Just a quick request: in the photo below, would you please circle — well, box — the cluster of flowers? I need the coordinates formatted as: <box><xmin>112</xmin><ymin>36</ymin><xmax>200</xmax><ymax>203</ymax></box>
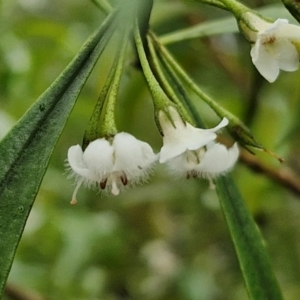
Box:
<box><xmin>67</xmin><ymin>107</ymin><xmax>239</xmax><ymax>204</ymax></box>
<box><xmin>66</xmin><ymin>1</ymin><xmax>300</xmax><ymax>203</ymax></box>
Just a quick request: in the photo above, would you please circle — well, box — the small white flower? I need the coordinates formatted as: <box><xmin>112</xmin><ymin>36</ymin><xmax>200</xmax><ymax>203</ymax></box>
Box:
<box><xmin>158</xmin><ymin>107</ymin><xmax>239</xmax><ymax>180</ymax></box>
<box><xmin>249</xmin><ymin>17</ymin><xmax>300</xmax><ymax>82</ymax></box>
<box><xmin>67</xmin><ymin>132</ymin><xmax>157</xmax><ymax>204</ymax></box>
<box><xmin>166</xmin><ymin>142</ymin><xmax>239</xmax><ymax>180</ymax></box>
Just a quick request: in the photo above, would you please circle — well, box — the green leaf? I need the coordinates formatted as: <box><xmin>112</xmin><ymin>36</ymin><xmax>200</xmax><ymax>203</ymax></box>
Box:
<box><xmin>282</xmin><ymin>0</ymin><xmax>300</xmax><ymax>23</ymax></box>
<box><xmin>0</xmin><ymin>11</ymin><xmax>117</xmax><ymax>297</ymax></box>
<box><xmin>215</xmin><ymin>176</ymin><xmax>284</xmax><ymax>300</ymax></box>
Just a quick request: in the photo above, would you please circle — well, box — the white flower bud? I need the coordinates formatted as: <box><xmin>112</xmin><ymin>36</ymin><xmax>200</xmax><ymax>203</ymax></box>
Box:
<box><xmin>67</xmin><ymin>132</ymin><xmax>157</xmax><ymax>203</ymax></box>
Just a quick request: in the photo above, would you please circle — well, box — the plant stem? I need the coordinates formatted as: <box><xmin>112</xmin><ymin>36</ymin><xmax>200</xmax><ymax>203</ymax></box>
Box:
<box><xmin>147</xmin><ymin>35</ymin><xmax>194</xmax><ymax>124</ymax></box>
<box><xmin>194</xmin><ymin>0</ymin><xmax>228</xmax><ymax>10</ymax></box>
<box><xmin>101</xmin><ymin>29</ymin><xmax>130</xmax><ymax>137</ymax></box>
<box><xmin>134</xmin><ymin>24</ymin><xmax>173</xmax><ymax>111</ymax></box>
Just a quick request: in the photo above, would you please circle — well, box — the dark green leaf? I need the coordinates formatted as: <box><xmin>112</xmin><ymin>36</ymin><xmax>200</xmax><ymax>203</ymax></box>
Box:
<box><xmin>0</xmin><ymin>10</ymin><xmax>117</xmax><ymax>296</ymax></box>
<box><xmin>216</xmin><ymin>175</ymin><xmax>284</xmax><ymax>300</ymax></box>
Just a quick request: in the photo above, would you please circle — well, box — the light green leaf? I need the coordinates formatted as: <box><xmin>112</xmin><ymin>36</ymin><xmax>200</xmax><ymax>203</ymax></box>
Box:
<box><xmin>215</xmin><ymin>176</ymin><xmax>284</xmax><ymax>300</ymax></box>
<box><xmin>0</xmin><ymin>11</ymin><xmax>117</xmax><ymax>297</ymax></box>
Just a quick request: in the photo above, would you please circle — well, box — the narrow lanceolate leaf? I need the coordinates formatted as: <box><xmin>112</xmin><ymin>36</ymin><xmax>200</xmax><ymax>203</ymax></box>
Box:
<box><xmin>0</xmin><ymin>10</ymin><xmax>117</xmax><ymax>296</ymax></box>
<box><xmin>215</xmin><ymin>176</ymin><xmax>284</xmax><ymax>300</ymax></box>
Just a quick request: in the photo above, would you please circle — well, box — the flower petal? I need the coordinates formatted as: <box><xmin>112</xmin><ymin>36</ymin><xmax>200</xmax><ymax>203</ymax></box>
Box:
<box><xmin>251</xmin><ymin>42</ymin><xmax>280</xmax><ymax>82</ymax></box>
<box><xmin>67</xmin><ymin>145</ymin><xmax>94</xmax><ymax>179</ymax></box>
<box><xmin>113</xmin><ymin>132</ymin><xmax>156</xmax><ymax>180</ymax></box>
<box><xmin>195</xmin><ymin>142</ymin><xmax>239</xmax><ymax>178</ymax></box>
<box><xmin>250</xmin><ymin>18</ymin><xmax>300</xmax><ymax>82</ymax></box>
<box><xmin>206</xmin><ymin>117</ymin><xmax>228</xmax><ymax>133</ymax></box>
<box><xmin>83</xmin><ymin>138</ymin><xmax>114</xmax><ymax>178</ymax></box>
<box><xmin>275</xmin><ymin>39</ymin><xmax>299</xmax><ymax>71</ymax></box>
<box><xmin>264</xmin><ymin>19</ymin><xmax>300</xmax><ymax>42</ymax></box>
<box><xmin>166</xmin><ymin>150</ymin><xmax>201</xmax><ymax>175</ymax></box>
<box><xmin>159</xmin><ymin>126</ymin><xmax>215</xmax><ymax>162</ymax></box>
<box><xmin>159</xmin><ymin>108</ymin><xmax>228</xmax><ymax>163</ymax></box>
<box><xmin>263</xmin><ymin>18</ymin><xmax>288</xmax><ymax>34</ymax></box>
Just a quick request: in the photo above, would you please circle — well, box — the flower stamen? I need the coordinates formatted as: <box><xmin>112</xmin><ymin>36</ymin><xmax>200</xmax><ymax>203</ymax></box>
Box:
<box><xmin>100</xmin><ymin>178</ymin><xmax>107</xmax><ymax>189</ymax></box>
<box><xmin>111</xmin><ymin>178</ymin><xmax>120</xmax><ymax>195</ymax></box>
<box><xmin>120</xmin><ymin>173</ymin><xmax>128</xmax><ymax>186</ymax></box>
<box><xmin>70</xmin><ymin>177</ymin><xmax>84</xmax><ymax>205</ymax></box>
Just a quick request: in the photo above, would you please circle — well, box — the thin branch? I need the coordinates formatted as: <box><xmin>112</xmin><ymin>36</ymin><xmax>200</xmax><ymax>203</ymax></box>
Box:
<box><xmin>5</xmin><ymin>283</ymin><xmax>47</xmax><ymax>300</ymax></box>
<box><xmin>243</xmin><ymin>68</ymin><xmax>264</xmax><ymax>126</ymax></box>
<box><xmin>219</xmin><ymin>135</ymin><xmax>300</xmax><ymax>196</ymax></box>
<box><xmin>240</xmin><ymin>149</ymin><xmax>300</xmax><ymax>196</ymax></box>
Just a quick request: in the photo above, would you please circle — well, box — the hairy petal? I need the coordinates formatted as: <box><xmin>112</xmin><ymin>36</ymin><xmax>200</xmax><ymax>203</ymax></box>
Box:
<box><xmin>83</xmin><ymin>138</ymin><xmax>114</xmax><ymax>178</ymax></box>
<box><xmin>195</xmin><ymin>142</ymin><xmax>239</xmax><ymax>178</ymax></box>
<box><xmin>68</xmin><ymin>145</ymin><xmax>95</xmax><ymax>180</ymax></box>
<box><xmin>113</xmin><ymin>132</ymin><xmax>156</xmax><ymax>179</ymax></box>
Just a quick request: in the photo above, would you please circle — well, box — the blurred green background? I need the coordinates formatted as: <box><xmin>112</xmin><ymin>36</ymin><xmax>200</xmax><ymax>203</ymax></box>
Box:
<box><xmin>1</xmin><ymin>0</ymin><xmax>300</xmax><ymax>299</ymax></box>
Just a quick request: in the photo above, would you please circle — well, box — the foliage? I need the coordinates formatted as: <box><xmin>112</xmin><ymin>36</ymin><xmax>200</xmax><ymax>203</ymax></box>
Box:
<box><xmin>1</xmin><ymin>0</ymin><xmax>300</xmax><ymax>299</ymax></box>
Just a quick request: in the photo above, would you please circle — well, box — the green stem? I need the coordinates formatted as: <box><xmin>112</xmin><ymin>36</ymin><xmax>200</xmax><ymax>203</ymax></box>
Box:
<box><xmin>194</xmin><ymin>0</ymin><xmax>228</xmax><ymax>10</ymax></box>
<box><xmin>150</xmin><ymin>32</ymin><xmax>234</xmax><ymax>121</ymax></box>
<box><xmin>147</xmin><ymin>35</ymin><xmax>194</xmax><ymax>124</ymax></box>
<box><xmin>217</xmin><ymin>0</ymin><xmax>248</xmax><ymax>17</ymax></box>
<box><xmin>134</xmin><ymin>24</ymin><xmax>173</xmax><ymax>111</ymax></box>
<box><xmin>82</xmin><ymin>48</ymin><xmax>120</xmax><ymax>148</ymax></box>
<box><xmin>100</xmin><ymin>29</ymin><xmax>130</xmax><ymax>137</ymax></box>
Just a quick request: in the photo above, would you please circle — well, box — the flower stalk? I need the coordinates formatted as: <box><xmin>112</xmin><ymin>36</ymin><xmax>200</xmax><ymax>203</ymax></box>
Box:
<box><xmin>149</xmin><ymin>32</ymin><xmax>265</xmax><ymax>153</ymax></box>
<box><xmin>100</xmin><ymin>32</ymin><xmax>129</xmax><ymax>137</ymax></box>
<box><xmin>217</xmin><ymin>0</ymin><xmax>248</xmax><ymax>17</ymax></box>
<box><xmin>82</xmin><ymin>51</ymin><xmax>118</xmax><ymax>149</ymax></box>
<box><xmin>134</xmin><ymin>25</ymin><xmax>173</xmax><ymax>111</ymax></box>
<box><xmin>83</xmin><ymin>27</ymin><xmax>130</xmax><ymax>145</ymax></box>
<box><xmin>146</xmin><ymin>34</ymin><xmax>195</xmax><ymax>125</ymax></box>
<box><xmin>194</xmin><ymin>0</ymin><xmax>228</xmax><ymax>10</ymax></box>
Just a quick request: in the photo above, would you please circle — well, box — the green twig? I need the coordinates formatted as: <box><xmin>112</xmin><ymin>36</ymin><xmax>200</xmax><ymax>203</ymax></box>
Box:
<box><xmin>193</xmin><ymin>0</ymin><xmax>228</xmax><ymax>10</ymax></box>
<box><xmin>147</xmin><ymin>34</ymin><xmax>195</xmax><ymax>125</ymax></box>
<box><xmin>101</xmin><ymin>29</ymin><xmax>130</xmax><ymax>137</ymax></box>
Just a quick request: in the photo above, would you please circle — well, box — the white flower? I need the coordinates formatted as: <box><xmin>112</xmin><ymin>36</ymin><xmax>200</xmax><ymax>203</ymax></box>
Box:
<box><xmin>249</xmin><ymin>17</ymin><xmax>300</xmax><ymax>82</ymax></box>
<box><xmin>67</xmin><ymin>132</ymin><xmax>157</xmax><ymax>204</ymax></box>
<box><xmin>158</xmin><ymin>107</ymin><xmax>239</xmax><ymax>179</ymax></box>
<box><xmin>166</xmin><ymin>142</ymin><xmax>239</xmax><ymax>179</ymax></box>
